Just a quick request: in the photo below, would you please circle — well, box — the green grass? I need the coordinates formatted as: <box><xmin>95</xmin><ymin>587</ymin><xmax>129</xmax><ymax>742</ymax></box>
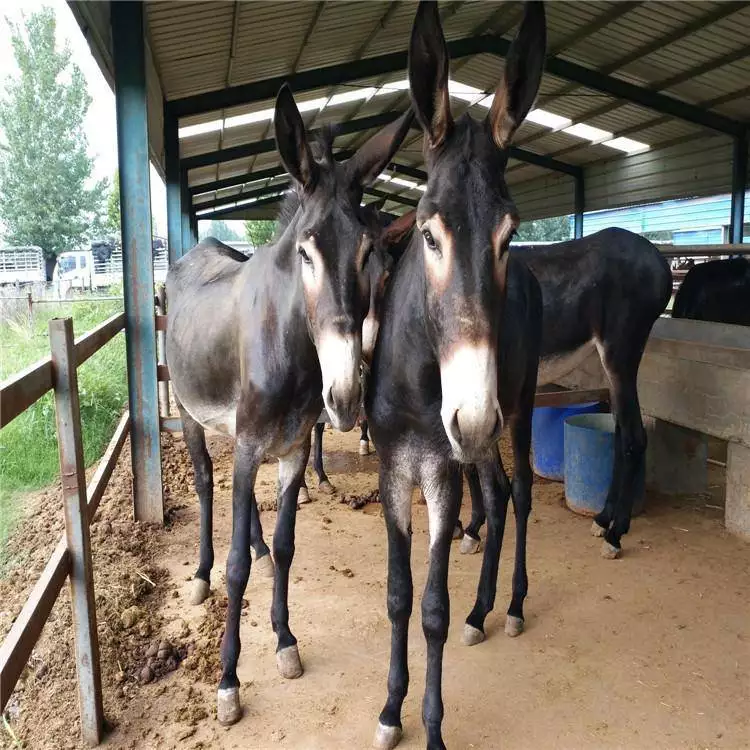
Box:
<box><xmin>0</xmin><ymin>297</ymin><xmax>127</xmax><ymax>562</ymax></box>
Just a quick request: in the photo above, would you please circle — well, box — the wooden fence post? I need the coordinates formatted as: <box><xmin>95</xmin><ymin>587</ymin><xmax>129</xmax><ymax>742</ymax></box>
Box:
<box><xmin>49</xmin><ymin>317</ymin><xmax>104</xmax><ymax>746</ymax></box>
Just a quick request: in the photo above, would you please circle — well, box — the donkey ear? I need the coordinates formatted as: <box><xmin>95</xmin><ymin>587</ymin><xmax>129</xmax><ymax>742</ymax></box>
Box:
<box><xmin>487</xmin><ymin>1</ymin><xmax>546</xmax><ymax>149</ymax></box>
<box><xmin>348</xmin><ymin>109</ymin><xmax>414</xmax><ymax>186</ymax></box>
<box><xmin>381</xmin><ymin>209</ymin><xmax>416</xmax><ymax>265</ymax></box>
<box><xmin>408</xmin><ymin>1</ymin><xmax>453</xmax><ymax>148</ymax></box>
<box><xmin>274</xmin><ymin>83</ymin><xmax>319</xmax><ymax>191</ymax></box>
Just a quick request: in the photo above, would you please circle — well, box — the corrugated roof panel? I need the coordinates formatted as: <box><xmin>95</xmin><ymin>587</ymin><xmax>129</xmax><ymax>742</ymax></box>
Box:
<box><xmin>179</xmin><ymin>132</ymin><xmax>221</xmax><ymax>158</ymax></box>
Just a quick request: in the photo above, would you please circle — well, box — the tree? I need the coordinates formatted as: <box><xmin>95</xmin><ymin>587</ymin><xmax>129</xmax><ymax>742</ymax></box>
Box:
<box><xmin>0</xmin><ymin>8</ymin><xmax>106</xmax><ymax>279</ymax></box>
<box><xmin>106</xmin><ymin>170</ymin><xmax>120</xmax><ymax>235</ymax></box>
<box><xmin>244</xmin><ymin>220</ymin><xmax>277</xmax><ymax>248</ymax></box>
<box><xmin>515</xmin><ymin>215</ymin><xmax>572</xmax><ymax>243</ymax></box>
<box><xmin>199</xmin><ymin>219</ymin><xmax>242</xmax><ymax>242</ymax></box>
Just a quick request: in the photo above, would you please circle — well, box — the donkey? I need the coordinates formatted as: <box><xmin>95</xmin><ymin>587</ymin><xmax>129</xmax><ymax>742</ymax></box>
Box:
<box><xmin>672</xmin><ymin>256</ymin><xmax>750</xmax><ymax>325</ymax></box>
<box><xmin>366</xmin><ymin>4</ymin><xmax>544</xmax><ymax>748</ymax></box>
<box><xmin>166</xmin><ymin>85</ymin><xmax>413</xmax><ymax>726</ymax></box>
<box><xmin>302</xmin><ymin>208</ymin><xmax>418</xmax><ymax>497</ymax></box>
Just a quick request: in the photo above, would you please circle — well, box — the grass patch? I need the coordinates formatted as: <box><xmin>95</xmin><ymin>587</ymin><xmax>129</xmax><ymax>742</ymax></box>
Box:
<box><xmin>1</xmin><ymin>298</ymin><xmax>127</xmax><ymax>562</ymax></box>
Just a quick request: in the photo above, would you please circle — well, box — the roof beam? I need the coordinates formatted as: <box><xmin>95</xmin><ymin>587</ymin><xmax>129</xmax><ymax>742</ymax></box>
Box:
<box><xmin>168</xmin><ymin>34</ymin><xmax>491</xmax><ymax>118</ymax></box>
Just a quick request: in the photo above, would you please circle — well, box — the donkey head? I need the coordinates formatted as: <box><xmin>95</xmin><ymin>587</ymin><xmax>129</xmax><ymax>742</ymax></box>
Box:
<box><xmin>274</xmin><ymin>85</ymin><xmax>413</xmax><ymax>431</ymax></box>
<box><xmin>408</xmin><ymin>0</ymin><xmax>545</xmax><ymax>461</ymax></box>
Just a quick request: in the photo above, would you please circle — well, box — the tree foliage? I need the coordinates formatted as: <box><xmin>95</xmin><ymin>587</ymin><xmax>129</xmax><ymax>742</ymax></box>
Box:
<box><xmin>106</xmin><ymin>169</ymin><xmax>121</xmax><ymax>235</ymax></box>
<box><xmin>199</xmin><ymin>219</ymin><xmax>243</xmax><ymax>242</ymax></box>
<box><xmin>0</xmin><ymin>7</ymin><xmax>105</xmax><ymax>277</ymax></box>
<box><xmin>515</xmin><ymin>215</ymin><xmax>571</xmax><ymax>243</ymax></box>
<box><xmin>244</xmin><ymin>220</ymin><xmax>277</xmax><ymax>248</ymax></box>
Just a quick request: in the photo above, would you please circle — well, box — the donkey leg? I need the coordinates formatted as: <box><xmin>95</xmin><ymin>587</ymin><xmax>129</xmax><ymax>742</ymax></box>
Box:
<box><xmin>460</xmin><ymin>464</ymin><xmax>486</xmax><ymax>554</ymax></box>
<box><xmin>375</xmin><ymin>460</ymin><xmax>414</xmax><ymax>750</ymax></box>
<box><xmin>312</xmin><ymin>421</ymin><xmax>335</xmax><ymax>494</ymax></box>
<box><xmin>178</xmin><ymin>406</ymin><xmax>215</xmax><ymax>605</ymax></box>
<box><xmin>271</xmin><ymin>439</ymin><xmax>310</xmax><ymax>679</ymax></box>
<box><xmin>420</xmin><ymin>461</ymin><xmax>462</xmax><ymax>750</ymax></box>
<box><xmin>602</xmin><ymin>375</ymin><xmax>646</xmax><ymax>558</ymax></box>
<box><xmin>360</xmin><ymin>418</ymin><xmax>371</xmax><ymax>455</ymax></box>
<box><xmin>250</xmin><ymin>495</ymin><xmax>274</xmax><ymax>578</ymax></box>
<box><xmin>217</xmin><ymin>438</ymin><xmax>261</xmax><ymax>726</ymax></box>
<box><xmin>592</xmin><ymin>422</ymin><xmax>623</xmax><ymax>538</ymax></box>
<box><xmin>463</xmin><ymin>457</ymin><xmax>511</xmax><ymax>646</ymax></box>
<box><xmin>507</xmin><ymin>413</ymin><xmax>534</xmax><ymax>637</ymax></box>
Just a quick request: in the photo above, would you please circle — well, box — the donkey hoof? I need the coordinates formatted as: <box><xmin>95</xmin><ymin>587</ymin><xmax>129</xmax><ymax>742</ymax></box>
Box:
<box><xmin>297</xmin><ymin>486</ymin><xmax>311</xmax><ymax>506</ymax></box>
<box><xmin>504</xmin><ymin>615</ymin><xmax>524</xmax><ymax>638</ymax></box>
<box><xmin>373</xmin><ymin>722</ymin><xmax>402</xmax><ymax>750</ymax></box>
<box><xmin>318</xmin><ymin>479</ymin><xmax>336</xmax><ymax>495</ymax></box>
<box><xmin>276</xmin><ymin>645</ymin><xmax>303</xmax><ymax>679</ymax></box>
<box><xmin>254</xmin><ymin>553</ymin><xmax>275</xmax><ymax>578</ymax></box>
<box><xmin>190</xmin><ymin>578</ymin><xmax>210</xmax><ymax>605</ymax></box>
<box><xmin>460</xmin><ymin>534</ymin><xmax>481</xmax><ymax>555</ymax></box>
<box><xmin>217</xmin><ymin>687</ymin><xmax>242</xmax><ymax>726</ymax></box>
<box><xmin>601</xmin><ymin>541</ymin><xmax>621</xmax><ymax>559</ymax></box>
<box><xmin>359</xmin><ymin>440</ymin><xmax>371</xmax><ymax>456</ymax></box>
<box><xmin>452</xmin><ymin>523</ymin><xmax>464</xmax><ymax>540</ymax></box>
<box><xmin>461</xmin><ymin>623</ymin><xmax>486</xmax><ymax>647</ymax></box>
<box><xmin>591</xmin><ymin>520</ymin><xmax>607</xmax><ymax>538</ymax></box>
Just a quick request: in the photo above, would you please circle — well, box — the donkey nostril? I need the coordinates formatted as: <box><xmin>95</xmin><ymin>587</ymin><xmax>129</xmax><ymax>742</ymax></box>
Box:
<box><xmin>325</xmin><ymin>386</ymin><xmax>336</xmax><ymax>412</ymax></box>
<box><xmin>491</xmin><ymin>411</ymin><xmax>502</xmax><ymax>440</ymax></box>
<box><xmin>449</xmin><ymin>409</ymin><xmax>462</xmax><ymax>446</ymax></box>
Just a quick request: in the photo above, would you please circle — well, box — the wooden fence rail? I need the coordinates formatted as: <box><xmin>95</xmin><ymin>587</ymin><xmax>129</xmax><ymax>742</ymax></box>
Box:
<box><xmin>0</xmin><ymin>313</ymin><xmax>128</xmax><ymax>746</ymax></box>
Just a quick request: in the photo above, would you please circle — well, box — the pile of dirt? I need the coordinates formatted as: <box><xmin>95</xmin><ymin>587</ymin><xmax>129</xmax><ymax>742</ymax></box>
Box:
<box><xmin>0</xmin><ymin>436</ymin><xmax>197</xmax><ymax>749</ymax></box>
<box><xmin>340</xmin><ymin>487</ymin><xmax>379</xmax><ymax>509</ymax></box>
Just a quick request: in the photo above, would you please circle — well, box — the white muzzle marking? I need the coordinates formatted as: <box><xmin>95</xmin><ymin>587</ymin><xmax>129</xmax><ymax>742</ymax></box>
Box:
<box><xmin>439</xmin><ymin>343</ymin><xmax>502</xmax><ymax>460</ymax></box>
<box><xmin>318</xmin><ymin>331</ymin><xmax>361</xmax><ymax>431</ymax></box>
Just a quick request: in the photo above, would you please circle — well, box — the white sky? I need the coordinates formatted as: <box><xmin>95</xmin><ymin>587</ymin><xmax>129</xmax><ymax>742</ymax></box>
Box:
<box><xmin>1</xmin><ymin>0</ymin><xmax>168</xmax><ymax>235</ymax></box>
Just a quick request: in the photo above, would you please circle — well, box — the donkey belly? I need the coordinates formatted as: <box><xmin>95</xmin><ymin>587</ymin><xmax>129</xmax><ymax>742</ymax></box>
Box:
<box><xmin>180</xmin><ymin>392</ymin><xmax>239</xmax><ymax>438</ymax></box>
<box><xmin>537</xmin><ymin>339</ymin><xmax>597</xmax><ymax>387</ymax></box>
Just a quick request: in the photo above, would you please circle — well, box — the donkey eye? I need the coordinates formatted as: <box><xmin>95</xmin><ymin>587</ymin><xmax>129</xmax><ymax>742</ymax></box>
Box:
<box><xmin>422</xmin><ymin>229</ymin><xmax>437</xmax><ymax>251</ymax></box>
<box><xmin>298</xmin><ymin>246</ymin><xmax>312</xmax><ymax>264</ymax></box>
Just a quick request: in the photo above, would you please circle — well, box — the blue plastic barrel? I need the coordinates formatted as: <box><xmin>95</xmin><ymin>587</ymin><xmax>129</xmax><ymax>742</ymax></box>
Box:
<box><xmin>531</xmin><ymin>402</ymin><xmax>601</xmax><ymax>481</ymax></box>
<box><xmin>564</xmin><ymin>413</ymin><xmax>615</xmax><ymax>516</ymax></box>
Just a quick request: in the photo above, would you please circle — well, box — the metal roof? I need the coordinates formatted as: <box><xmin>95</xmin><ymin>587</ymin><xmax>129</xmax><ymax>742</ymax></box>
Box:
<box><xmin>70</xmin><ymin>0</ymin><xmax>750</xmax><ymax>221</ymax></box>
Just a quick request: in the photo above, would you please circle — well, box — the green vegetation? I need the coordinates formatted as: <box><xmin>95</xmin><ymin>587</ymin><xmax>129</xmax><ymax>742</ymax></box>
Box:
<box><xmin>0</xmin><ymin>7</ymin><xmax>106</xmax><ymax>278</ymax></box>
<box><xmin>244</xmin><ymin>219</ymin><xmax>277</xmax><ymax>248</ymax></box>
<box><xmin>0</xmin><ymin>298</ymin><xmax>127</xmax><ymax>559</ymax></box>
<box><xmin>515</xmin><ymin>215</ymin><xmax>571</xmax><ymax>242</ymax></box>
<box><xmin>199</xmin><ymin>219</ymin><xmax>243</xmax><ymax>243</ymax></box>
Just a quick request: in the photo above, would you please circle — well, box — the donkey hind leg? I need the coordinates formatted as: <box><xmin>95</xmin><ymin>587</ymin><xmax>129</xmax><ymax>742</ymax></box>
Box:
<box><xmin>178</xmin><ymin>405</ymin><xmax>215</xmax><ymax>605</ymax></box>
<box><xmin>463</xmin><ymin>457</ymin><xmax>511</xmax><ymax>646</ymax></box>
<box><xmin>271</xmin><ymin>439</ymin><xmax>310</xmax><ymax>679</ymax></box>
<box><xmin>420</xmin><ymin>461</ymin><xmax>462</xmax><ymax>750</ymax></box>
<box><xmin>360</xmin><ymin>418</ymin><xmax>371</xmax><ymax>455</ymax></box>
<box><xmin>459</xmin><ymin>464</ymin><xmax>485</xmax><ymax>554</ymax></box>
<box><xmin>374</xmin><ymin>461</ymin><xmax>414</xmax><ymax>750</ymax></box>
<box><xmin>217</xmin><ymin>438</ymin><xmax>262</xmax><ymax>726</ymax></box>
<box><xmin>506</xmin><ymin>412</ymin><xmax>534</xmax><ymax>637</ymax></box>
<box><xmin>250</xmin><ymin>494</ymin><xmax>274</xmax><ymax>578</ymax></box>
<box><xmin>312</xmin><ymin>421</ymin><xmax>335</xmax><ymax>494</ymax></box>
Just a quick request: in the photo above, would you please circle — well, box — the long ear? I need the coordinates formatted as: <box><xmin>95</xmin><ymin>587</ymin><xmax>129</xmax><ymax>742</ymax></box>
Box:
<box><xmin>274</xmin><ymin>83</ymin><xmax>319</xmax><ymax>191</ymax></box>
<box><xmin>408</xmin><ymin>1</ymin><xmax>453</xmax><ymax>148</ymax></box>
<box><xmin>348</xmin><ymin>109</ymin><xmax>415</xmax><ymax>186</ymax></box>
<box><xmin>487</xmin><ymin>1</ymin><xmax>546</xmax><ymax>148</ymax></box>
<box><xmin>381</xmin><ymin>209</ymin><xmax>416</xmax><ymax>265</ymax></box>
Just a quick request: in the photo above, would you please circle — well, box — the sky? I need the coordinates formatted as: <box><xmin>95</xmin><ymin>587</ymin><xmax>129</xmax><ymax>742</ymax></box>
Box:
<box><xmin>1</xmin><ymin>0</ymin><xmax>168</xmax><ymax>235</ymax></box>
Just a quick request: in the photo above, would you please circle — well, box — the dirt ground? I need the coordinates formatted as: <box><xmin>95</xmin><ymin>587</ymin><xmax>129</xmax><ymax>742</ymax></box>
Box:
<box><xmin>2</xmin><ymin>427</ymin><xmax>749</xmax><ymax>750</ymax></box>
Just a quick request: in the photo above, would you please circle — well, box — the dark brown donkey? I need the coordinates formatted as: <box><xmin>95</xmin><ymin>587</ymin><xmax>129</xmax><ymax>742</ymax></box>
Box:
<box><xmin>166</xmin><ymin>85</ymin><xmax>412</xmax><ymax>726</ymax></box>
<box><xmin>366</xmin><ymin>3</ymin><xmax>544</xmax><ymax>749</ymax></box>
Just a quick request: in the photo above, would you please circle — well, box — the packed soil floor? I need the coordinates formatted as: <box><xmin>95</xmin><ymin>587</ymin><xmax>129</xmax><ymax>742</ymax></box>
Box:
<box><xmin>2</xmin><ymin>427</ymin><xmax>748</xmax><ymax>750</ymax></box>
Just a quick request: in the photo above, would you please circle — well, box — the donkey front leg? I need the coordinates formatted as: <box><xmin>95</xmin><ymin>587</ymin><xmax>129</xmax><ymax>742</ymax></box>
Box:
<box><xmin>217</xmin><ymin>437</ymin><xmax>262</xmax><ymax>726</ymax></box>
<box><xmin>360</xmin><ymin>418</ymin><xmax>371</xmax><ymax>455</ymax></box>
<box><xmin>178</xmin><ymin>405</ymin><xmax>215</xmax><ymax>605</ymax></box>
<box><xmin>421</xmin><ymin>462</ymin><xmax>462</xmax><ymax>750</ymax></box>
<box><xmin>250</xmin><ymin>494</ymin><xmax>274</xmax><ymax>578</ymax></box>
<box><xmin>374</xmin><ymin>461</ymin><xmax>414</xmax><ymax>750</ymax></box>
<box><xmin>312</xmin><ymin>421</ymin><xmax>335</xmax><ymax>494</ymax></box>
<box><xmin>271</xmin><ymin>440</ymin><xmax>310</xmax><ymax>679</ymax></box>
<box><xmin>463</xmin><ymin>457</ymin><xmax>511</xmax><ymax>646</ymax></box>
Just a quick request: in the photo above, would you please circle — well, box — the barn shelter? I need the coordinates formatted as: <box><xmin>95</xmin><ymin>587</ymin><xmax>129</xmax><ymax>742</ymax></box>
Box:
<box><xmin>0</xmin><ymin>1</ymin><xmax>748</xmax><ymax>746</ymax></box>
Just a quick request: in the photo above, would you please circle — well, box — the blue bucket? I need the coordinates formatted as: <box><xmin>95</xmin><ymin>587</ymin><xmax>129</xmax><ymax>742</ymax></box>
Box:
<box><xmin>564</xmin><ymin>413</ymin><xmax>615</xmax><ymax>516</ymax></box>
<box><xmin>531</xmin><ymin>402</ymin><xmax>602</xmax><ymax>481</ymax></box>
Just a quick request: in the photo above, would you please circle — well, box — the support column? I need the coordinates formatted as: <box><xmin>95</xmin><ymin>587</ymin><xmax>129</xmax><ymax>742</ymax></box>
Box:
<box><xmin>574</xmin><ymin>171</ymin><xmax>584</xmax><ymax>239</ymax></box>
<box><xmin>112</xmin><ymin>0</ymin><xmax>163</xmax><ymax>524</ymax></box>
<box><xmin>726</xmin><ymin>442</ymin><xmax>750</xmax><ymax>539</ymax></box>
<box><xmin>164</xmin><ymin>104</ymin><xmax>182</xmax><ymax>264</ymax></box>
<box><xmin>729</xmin><ymin>130</ymin><xmax>747</xmax><ymax>244</ymax></box>
<box><xmin>645</xmin><ymin>418</ymin><xmax>707</xmax><ymax>495</ymax></box>
<box><xmin>181</xmin><ymin>168</ymin><xmax>192</xmax><ymax>252</ymax></box>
